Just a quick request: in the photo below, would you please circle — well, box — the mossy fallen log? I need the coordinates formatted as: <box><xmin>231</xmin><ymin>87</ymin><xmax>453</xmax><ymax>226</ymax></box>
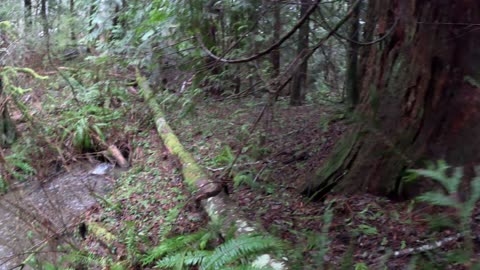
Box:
<box><xmin>136</xmin><ymin>70</ymin><xmax>287</xmax><ymax>270</ymax></box>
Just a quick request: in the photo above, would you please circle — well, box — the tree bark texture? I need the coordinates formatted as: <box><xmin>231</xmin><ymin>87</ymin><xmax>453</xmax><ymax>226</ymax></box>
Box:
<box><xmin>40</xmin><ymin>0</ymin><xmax>49</xmax><ymax>40</ymax></box>
<box><xmin>290</xmin><ymin>0</ymin><xmax>310</xmax><ymax>106</ymax></box>
<box><xmin>271</xmin><ymin>0</ymin><xmax>281</xmax><ymax>78</ymax></box>
<box><xmin>69</xmin><ymin>0</ymin><xmax>76</xmax><ymax>43</ymax></box>
<box><xmin>0</xmin><ymin>79</ymin><xmax>16</xmax><ymax>147</ymax></box>
<box><xmin>345</xmin><ymin>0</ymin><xmax>361</xmax><ymax>109</ymax></box>
<box><xmin>303</xmin><ymin>0</ymin><xmax>480</xmax><ymax>198</ymax></box>
<box><xmin>24</xmin><ymin>0</ymin><xmax>32</xmax><ymax>29</ymax></box>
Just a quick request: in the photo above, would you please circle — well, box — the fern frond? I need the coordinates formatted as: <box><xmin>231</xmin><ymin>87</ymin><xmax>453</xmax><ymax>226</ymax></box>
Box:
<box><xmin>155</xmin><ymin>250</ymin><xmax>210</xmax><ymax>269</ymax></box>
<box><xmin>201</xmin><ymin>235</ymin><xmax>283</xmax><ymax>270</ymax></box>
<box><xmin>408</xmin><ymin>160</ymin><xmax>460</xmax><ymax>194</ymax></box>
<box><xmin>226</xmin><ymin>265</ymin><xmax>269</xmax><ymax>270</ymax></box>
<box><xmin>141</xmin><ymin>230</ymin><xmax>208</xmax><ymax>265</ymax></box>
<box><xmin>125</xmin><ymin>222</ymin><xmax>140</xmax><ymax>263</ymax></box>
<box><xmin>62</xmin><ymin>251</ymin><xmax>108</xmax><ymax>268</ymax></box>
<box><xmin>462</xmin><ymin>173</ymin><xmax>480</xmax><ymax>221</ymax></box>
<box><xmin>214</xmin><ymin>146</ymin><xmax>234</xmax><ymax>166</ymax></box>
<box><xmin>416</xmin><ymin>192</ymin><xmax>461</xmax><ymax>209</ymax></box>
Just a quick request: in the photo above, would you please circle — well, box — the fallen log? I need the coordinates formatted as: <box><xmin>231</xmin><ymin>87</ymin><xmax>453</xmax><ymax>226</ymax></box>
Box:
<box><xmin>136</xmin><ymin>70</ymin><xmax>287</xmax><ymax>269</ymax></box>
<box><xmin>107</xmin><ymin>144</ymin><xmax>129</xmax><ymax>168</ymax></box>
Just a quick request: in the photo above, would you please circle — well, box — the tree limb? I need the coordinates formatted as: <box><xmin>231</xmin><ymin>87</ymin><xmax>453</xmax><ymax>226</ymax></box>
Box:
<box><xmin>195</xmin><ymin>0</ymin><xmax>322</xmax><ymax>64</ymax></box>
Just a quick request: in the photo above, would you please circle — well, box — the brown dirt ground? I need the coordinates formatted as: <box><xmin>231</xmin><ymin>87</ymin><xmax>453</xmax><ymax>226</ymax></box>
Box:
<box><xmin>11</xmin><ymin>59</ymin><xmax>479</xmax><ymax>268</ymax></box>
<box><xmin>168</xmin><ymin>97</ymin><xmax>480</xmax><ymax>269</ymax></box>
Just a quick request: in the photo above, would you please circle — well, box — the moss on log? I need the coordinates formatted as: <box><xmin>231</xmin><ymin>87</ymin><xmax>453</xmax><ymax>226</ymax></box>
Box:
<box><xmin>137</xmin><ymin>70</ymin><xmax>287</xmax><ymax>269</ymax></box>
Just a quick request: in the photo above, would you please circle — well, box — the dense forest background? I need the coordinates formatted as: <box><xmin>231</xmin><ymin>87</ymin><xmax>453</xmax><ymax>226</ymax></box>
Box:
<box><xmin>0</xmin><ymin>0</ymin><xmax>479</xmax><ymax>269</ymax></box>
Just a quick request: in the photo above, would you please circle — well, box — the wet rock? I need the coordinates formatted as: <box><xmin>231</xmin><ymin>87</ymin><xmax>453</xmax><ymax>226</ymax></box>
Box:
<box><xmin>90</xmin><ymin>163</ymin><xmax>114</xmax><ymax>175</ymax></box>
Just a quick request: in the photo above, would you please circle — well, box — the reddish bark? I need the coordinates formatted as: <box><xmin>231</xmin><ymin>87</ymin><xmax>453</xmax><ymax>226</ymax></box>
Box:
<box><xmin>303</xmin><ymin>0</ymin><xmax>480</xmax><ymax>197</ymax></box>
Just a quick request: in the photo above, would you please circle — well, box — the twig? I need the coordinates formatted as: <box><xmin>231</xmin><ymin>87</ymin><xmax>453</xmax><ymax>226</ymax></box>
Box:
<box><xmin>196</xmin><ymin>0</ymin><xmax>322</xmax><ymax>64</ymax></box>
<box><xmin>253</xmin><ymin>163</ymin><xmax>269</xmax><ymax>183</ymax></box>
<box><xmin>222</xmin><ymin>0</ymin><xmax>361</xmax><ymax>179</ymax></box>
<box><xmin>392</xmin><ymin>233</ymin><xmax>463</xmax><ymax>258</ymax></box>
<box><xmin>206</xmin><ymin>160</ymin><xmax>274</xmax><ymax>172</ymax></box>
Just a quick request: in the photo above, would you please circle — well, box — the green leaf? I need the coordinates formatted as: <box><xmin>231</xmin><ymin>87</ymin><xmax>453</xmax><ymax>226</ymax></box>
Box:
<box><xmin>141</xmin><ymin>29</ymin><xmax>155</xmax><ymax>41</ymax></box>
<box><xmin>201</xmin><ymin>235</ymin><xmax>283</xmax><ymax>270</ymax></box>
<box><xmin>233</xmin><ymin>171</ymin><xmax>254</xmax><ymax>188</ymax></box>
<box><xmin>416</xmin><ymin>192</ymin><xmax>461</xmax><ymax>209</ymax></box>
<box><xmin>142</xmin><ymin>230</ymin><xmax>208</xmax><ymax>265</ymax></box>
<box><xmin>408</xmin><ymin>160</ymin><xmax>460</xmax><ymax>194</ymax></box>
<box><xmin>354</xmin><ymin>262</ymin><xmax>369</xmax><ymax>270</ymax></box>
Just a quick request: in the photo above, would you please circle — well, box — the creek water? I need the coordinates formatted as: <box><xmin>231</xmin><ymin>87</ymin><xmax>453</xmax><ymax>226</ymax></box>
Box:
<box><xmin>0</xmin><ymin>163</ymin><xmax>115</xmax><ymax>269</ymax></box>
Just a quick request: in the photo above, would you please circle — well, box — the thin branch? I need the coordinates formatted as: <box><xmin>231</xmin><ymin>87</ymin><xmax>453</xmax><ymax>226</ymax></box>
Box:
<box><xmin>222</xmin><ymin>0</ymin><xmax>361</xmax><ymax>178</ymax></box>
<box><xmin>315</xmin><ymin>3</ymin><xmax>398</xmax><ymax>46</ymax></box>
<box><xmin>195</xmin><ymin>0</ymin><xmax>322</xmax><ymax>64</ymax></box>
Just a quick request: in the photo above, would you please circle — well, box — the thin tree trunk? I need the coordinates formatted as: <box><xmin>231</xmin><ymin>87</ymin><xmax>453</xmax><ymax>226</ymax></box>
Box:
<box><xmin>271</xmin><ymin>0</ymin><xmax>281</xmax><ymax>78</ymax></box>
<box><xmin>290</xmin><ymin>0</ymin><xmax>310</xmax><ymax>106</ymax></box>
<box><xmin>24</xmin><ymin>0</ymin><xmax>32</xmax><ymax>30</ymax></box>
<box><xmin>40</xmin><ymin>0</ymin><xmax>49</xmax><ymax>41</ymax></box>
<box><xmin>0</xmin><ymin>79</ymin><xmax>16</xmax><ymax>147</ymax></box>
<box><xmin>69</xmin><ymin>0</ymin><xmax>76</xmax><ymax>43</ymax></box>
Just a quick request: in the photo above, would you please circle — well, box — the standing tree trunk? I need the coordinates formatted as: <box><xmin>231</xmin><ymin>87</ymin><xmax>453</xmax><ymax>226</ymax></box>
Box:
<box><xmin>344</xmin><ymin>0</ymin><xmax>361</xmax><ymax>110</ymax></box>
<box><xmin>40</xmin><ymin>0</ymin><xmax>49</xmax><ymax>40</ymax></box>
<box><xmin>302</xmin><ymin>0</ymin><xmax>480</xmax><ymax>198</ymax></box>
<box><xmin>290</xmin><ymin>0</ymin><xmax>310</xmax><ymax>106</ymax></box>
<box><xmin>271</xmin><ymin>0</ymin><xmax>281</xmax><ymax>78</ymax></box>
<box><xmin>0</xmin><ymin>79</ymin><xmax>16</xmax><ymax>147</ymax></box>
<box><xmin>201</xmin><ymin>22</ymin><xmax>223</xmax><ymax>95</ymax></box>
<box><xmin>69</xmin><ymin>0</ymin><xmax>76</xmax><ymax>43</ymax></box>
<box><xmin>24</xmin><ymin>0</ymin><xmax>32</xmax><ymax>30</ymax></box>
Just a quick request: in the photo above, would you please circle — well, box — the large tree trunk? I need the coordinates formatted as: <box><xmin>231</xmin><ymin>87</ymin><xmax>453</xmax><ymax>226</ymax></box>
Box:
<box><xmin>302</xmin><ymin>0</ymin><xmax>480</xmax><ymax>198</ymax></box>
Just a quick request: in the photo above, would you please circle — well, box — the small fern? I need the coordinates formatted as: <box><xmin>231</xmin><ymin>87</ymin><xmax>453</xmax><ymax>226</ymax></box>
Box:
<box><xmin>0</xmin><ymin>176</ymin><xmax>7</xmax><ymax>193</ymax></box>
<box><xmin>125</xmin><ymin>221</ymin><xmax>140</xmax><ymax>265</ymax></box>
<box><xmin>153</xmin><ymin>234</ymin><xmax>284</xmax><ymax>270</ymax></box>
<box><xmin>155</xmin><ymin>250</ymin><xmax>210</xmax><ymax>269</ymax></box>
<box><xmin>214</xmin><ymin>146</ymin><xmax>235</xmax><ymax>166</ymax></box>
<box><xmin>407</xmin><ymin>160</ymin><xmax>480</xmax><ymax>263</ymax></box>
<box><xmin>61</xmin><ymin>250</ymin><xmax>117</xmax><ymax>269</ymax></box>
<box><xmin>59</xmin><ymin>104</ymin><xmax>121</xmax><ymax>151</ymax></box>
<box><xmin>201</xmin><ymin>234</ymin><xmax>283</xmax><ymax>270</ymax></box>
<box><xmin>141</xmin><ymin>229</ymin><xmax>209</xmax><ymax>266</ymax></box>
<box><xmin>3</xmin><ymin>142</ymin><xmax>36</xmax><ymax>182</ymax></box>
<box><xmin>233</xmin><ymin>170</ymin><xmax>256</xmax><ymax>188</ymax></box>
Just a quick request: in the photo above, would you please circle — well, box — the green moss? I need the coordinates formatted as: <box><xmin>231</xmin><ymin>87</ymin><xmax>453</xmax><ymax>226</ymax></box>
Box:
<box><xmin>88</xmin><ymin>222</ymin><xmax>116</xmax><ymax>243</ymax></box>
<box><xmin>138</xmin><ymin>71</ymin><xmax>210</xmax><ymax>189</ymax></box>
<box><xmin>2</xmin><ymin>66</ymin><xmax>48</xmax><ymax>80</ymax></box>
<box><xmin>312</xmin><ymin>132</ymin><xmax>359</xmax><ymax>189</ymax></box>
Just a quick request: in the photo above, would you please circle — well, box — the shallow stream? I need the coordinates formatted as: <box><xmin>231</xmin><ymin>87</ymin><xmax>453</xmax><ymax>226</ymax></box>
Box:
<box><xmin>0</xmin><ymin>163</ymin><xmax>115</xmax><ymax>269</ymax></box>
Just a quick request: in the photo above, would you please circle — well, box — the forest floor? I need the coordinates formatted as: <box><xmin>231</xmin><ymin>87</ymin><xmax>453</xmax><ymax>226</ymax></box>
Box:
<box><xmin>80</xmin><ymin>95</ymin><xmax>480</xmax><ymax>269</ymax></box>
<box><xmin>167</xmin><ymin>97</ymin><xmax>480</xmax><ymax>269</ymax></box>
<box><xmin>5</xmin><ymin>55</ymin><xmax>479</xmax><ymax>269</ymax></box>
